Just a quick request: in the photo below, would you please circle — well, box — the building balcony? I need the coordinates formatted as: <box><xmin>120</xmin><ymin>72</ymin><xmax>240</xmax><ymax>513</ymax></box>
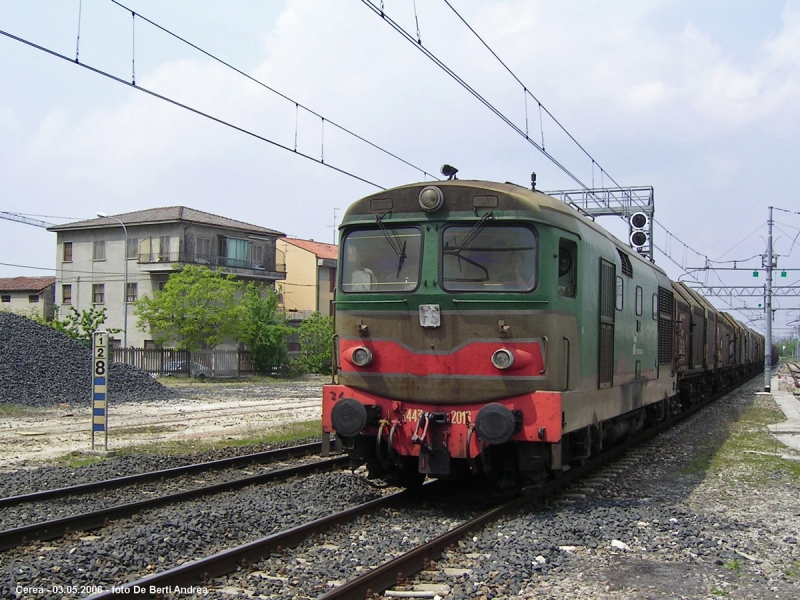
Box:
<box><xmin>137</xmin><ymin>252</ymin><xmax>286</xmax><ymax>281</ymax></box>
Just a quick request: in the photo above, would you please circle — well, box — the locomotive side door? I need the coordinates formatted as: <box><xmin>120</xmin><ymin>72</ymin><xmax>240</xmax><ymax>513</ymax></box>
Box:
<box><xmin>598</xmin><ymin>259</ymin><xmax>616</xmax><ymax>389</ymax></box>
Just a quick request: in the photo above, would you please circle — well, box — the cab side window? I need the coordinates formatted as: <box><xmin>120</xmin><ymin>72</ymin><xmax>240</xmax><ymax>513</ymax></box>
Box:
<box><xmin>558</xmin><ymin>239</ymin><xmax>577</xmax><ymax>298</ymax></box>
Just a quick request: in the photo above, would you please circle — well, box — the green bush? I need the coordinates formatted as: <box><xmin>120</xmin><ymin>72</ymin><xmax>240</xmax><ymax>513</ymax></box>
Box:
<box><xmin>298</xmin><ymin>312</ymin><xmax>334</xmax><ymax>375</ymax></box>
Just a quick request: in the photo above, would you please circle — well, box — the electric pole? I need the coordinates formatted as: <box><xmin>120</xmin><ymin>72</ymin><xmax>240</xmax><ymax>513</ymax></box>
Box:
<box><xmin>765</xmin><ymin>206</ymin><xmax>774</xmax><ymax>392</ymax></box>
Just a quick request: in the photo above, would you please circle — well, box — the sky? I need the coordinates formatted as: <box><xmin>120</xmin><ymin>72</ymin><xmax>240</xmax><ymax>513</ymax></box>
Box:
<box><xmin>1</xmin><ymin>0</ymin><xmax>799</xmax><ymax>340</ymax></box>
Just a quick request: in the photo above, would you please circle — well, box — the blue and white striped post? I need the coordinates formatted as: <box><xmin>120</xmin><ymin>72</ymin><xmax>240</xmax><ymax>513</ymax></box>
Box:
<box><xmin>92</xmin><ymin>331</ymin><xmax>109</xmax><ymax>451</ymax></box>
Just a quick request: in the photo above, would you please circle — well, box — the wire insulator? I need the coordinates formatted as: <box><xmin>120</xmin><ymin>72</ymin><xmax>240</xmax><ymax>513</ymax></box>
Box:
<box><xmin>75</xmin><ymin>0</ymin><xmax>82</xmax><ymax>63</ymax></box>
<box><xmin>131</xmin><ymin>12</ymin><xmax>136</xmax><ymax>86</ymax></box>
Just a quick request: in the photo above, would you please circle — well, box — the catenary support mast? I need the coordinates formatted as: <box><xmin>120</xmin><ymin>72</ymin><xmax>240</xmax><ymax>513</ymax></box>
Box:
<box><xmin>765</xmin><ymin>206</ymin><xmax>774</xmax><ymax>392</ymax></box>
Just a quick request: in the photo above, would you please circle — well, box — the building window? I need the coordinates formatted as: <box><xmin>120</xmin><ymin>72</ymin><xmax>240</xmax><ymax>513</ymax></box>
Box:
<box><xmin>62</xmin><ymin>285</ymin><xmax>72</xmax><ymax>305</ymax></box>
<box><xmin>92</xmin><ymin>284</ymin><xmax>105</xmax><ymax>304</ymax></box>
<box><xmin>252</xmin><ymin>245</ymin><xmax>264</xmax><ymax>267</ymax></box>
<box><xmin>28</xmin><ymin>294</ymin><xmax>39</xmax><ymax>303</ymax></box>
<box><xmin>93</xmin><ymin>240</ymin><xmax>106</xmax><ymax>261</ymax></box>
<box><xmin>228</xmin><ymin>238</ymin><xmax>250</xmax><ymax>268</ymax></box>
<box><xmin>158</xmin><ymin>280</ymin><xmax>167</xmax><ymax>292</ymax></box>
<box><xmin>63</xmin><ymin>242</ymin><xmax>73</xmax><ymax>262</ymax></box>
<box><xmin>158</xmin><ymin>236</ymin><xmax>170</xmax><ymax>261</ymax></box>
<box><xmin>126</xmin><ymin>282</ymin><xmax>138</xmax><ymax>303</ymax></box>
<box><xmin>196</xmin><ymin>237</ymin><xmax>212</xmax><ymax>263</ymax></box>
<box><xmin>1</xmin><ymin>295</ymin><xmax>10</xmax><ymax>303</ymax></box>
<box><xmin>126</xmin><ymin>237</ymin><xmax>139</xmax><ymax>260</ymax></box>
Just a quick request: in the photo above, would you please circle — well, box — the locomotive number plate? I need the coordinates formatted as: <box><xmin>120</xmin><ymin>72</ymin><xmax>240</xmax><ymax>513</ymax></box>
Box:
<box><xmin>419</xmin><ymin>304</ymin><xmax>441</xmax><ymax>328</ymax></box>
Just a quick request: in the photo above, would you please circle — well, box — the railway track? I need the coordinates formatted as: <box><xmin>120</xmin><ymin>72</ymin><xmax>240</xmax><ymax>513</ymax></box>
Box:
<box><xmin>784</xmin><ymin>361</ymin><xmax>800</xmax><ymax>388</ymax></box>
<box><xmin>0</xmin><ymin>443</ymin><xmax>348</xmax><ymax>550</ymax></box>
<box><xmin>83</xmin><ymin>377</ymin><xmax>759</xmax><ymax>599</ymax></box>
<box><xmin>1</xmin><ymin>442</ymin><xmax>324</xmax><ymax>507</ymax></box>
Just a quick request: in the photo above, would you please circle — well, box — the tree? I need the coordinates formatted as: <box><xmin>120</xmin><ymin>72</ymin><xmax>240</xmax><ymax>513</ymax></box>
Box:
<box><xmin>135</xmin><ymin>264</ymin><xmax>242</xmax><ymax>350</ymax></box>
<box><xmin>297</xmin><ymin>312</ymin><xmax>334</xmax><ymax>374</ymax></box>
<box><xmin>237</xmin><ymin>283</ymin><xmax>292</xmax><ymax>374</ymax></box>
<box><xmin>33</xmin><ymin>305</ymin><xmax>119</xmax><ymax>344</ymax></box>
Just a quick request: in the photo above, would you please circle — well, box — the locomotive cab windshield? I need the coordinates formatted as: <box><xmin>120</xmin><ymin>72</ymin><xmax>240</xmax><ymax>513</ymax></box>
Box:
<box><xmin>341</xmin><ymin>227</ymin><xmax>422</xmax><ymax>293</ymax></box>
<box><xmin>442</xmin><ymin>224</ymin><xmax>537</xmax><ymax>292</ymax></box>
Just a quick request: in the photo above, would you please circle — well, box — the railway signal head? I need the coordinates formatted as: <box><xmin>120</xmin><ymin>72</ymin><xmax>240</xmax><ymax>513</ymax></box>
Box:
<box><xmin>629</xmin><ymin>212</ymin><xmax>649</xmax><ymax>248</ymax></box>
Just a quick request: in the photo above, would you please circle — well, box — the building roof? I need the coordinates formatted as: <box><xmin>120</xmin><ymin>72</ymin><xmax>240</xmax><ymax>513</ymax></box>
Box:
<box><xmin>283</xmin><ymin>238</ymin><xmax>339</xmax><ymax>260</ymax></box>
<box><xmin>47</xmin><ymin>206</ymin><xmax>285</xmax><ymax>237</ymax></box>
<box><xmin>0</xmin><ymin>276</ymin><xmax>56</xmax><ymax>293</ymax></box>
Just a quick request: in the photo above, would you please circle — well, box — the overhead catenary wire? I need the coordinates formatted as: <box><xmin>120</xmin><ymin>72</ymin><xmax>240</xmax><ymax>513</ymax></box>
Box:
<box><xmin>359</xmin><ymin>0</ymin><xmax>589</xmax><ymax>193</ymax></box>
<box><xmin>0</xmin><ymin>262</ymin><xmax>126</xmax><ymax>279</ymax></box>
<box><xmin>369</xmin><ymin>0</ymin><xmax>722</xmax><ymax>277</ymax></box>
<box><xmin>421</xmin><ymin>2</ymin><xmax>799</xmax><ymax>328</ymax></box>
<box><xmin>108</xmin><ymin>0</ymin><xmax>438</xmax><ymax>182</ymax></box>
<box><xmin>0</xmin><ymin>27</ymin><xmax>386</xmax><ymax>192</ymax></box>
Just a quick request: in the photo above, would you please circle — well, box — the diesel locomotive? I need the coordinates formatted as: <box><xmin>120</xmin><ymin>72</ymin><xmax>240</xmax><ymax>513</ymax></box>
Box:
<box><xmin>322</xmin><ymin>179</ymin><xmax>764</xmax><ymax>487</ymax></box>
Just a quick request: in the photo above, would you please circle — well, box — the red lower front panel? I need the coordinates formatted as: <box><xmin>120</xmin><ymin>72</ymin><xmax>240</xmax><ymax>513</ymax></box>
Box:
<box><xmin>323</xmin><ymin>384</ymin><xmax>562</xmax><ymax>460</ymax></box>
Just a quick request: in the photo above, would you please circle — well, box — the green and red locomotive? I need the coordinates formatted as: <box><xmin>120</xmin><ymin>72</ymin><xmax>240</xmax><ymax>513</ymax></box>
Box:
<box><xmin>322</xmin><ymin>179</ymin><xmax>763</xmax><ymax>487</ymax></box>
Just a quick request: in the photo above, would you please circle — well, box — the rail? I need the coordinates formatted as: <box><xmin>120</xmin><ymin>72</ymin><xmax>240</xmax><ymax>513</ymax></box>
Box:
<box><xmin>1</xmin><ymin>454</ymin><xmax>349</xmax><ymax>551</ymax></box>
<box><xmin>0</xmin><ymin>442</ymin><xmax>323</xmax><ymax>508</ymax></box>
<box><xmin>85</xmin><ymin>373</ymin><xmax>762</xmax><ymax>599</ymax></box>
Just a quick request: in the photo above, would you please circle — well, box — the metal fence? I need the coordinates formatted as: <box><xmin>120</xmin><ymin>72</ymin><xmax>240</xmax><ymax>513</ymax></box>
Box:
<box><xmin>112</xmin><ymin>347</ymin><xmax>256</xmax><ymax>378</ymax></box>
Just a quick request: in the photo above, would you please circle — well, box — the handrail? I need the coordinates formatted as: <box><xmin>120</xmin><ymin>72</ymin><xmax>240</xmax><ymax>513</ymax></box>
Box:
<box><xmin>540</xmin><ymin>335</ymin><xmax>549</xmax><ymax>374</ymax></box>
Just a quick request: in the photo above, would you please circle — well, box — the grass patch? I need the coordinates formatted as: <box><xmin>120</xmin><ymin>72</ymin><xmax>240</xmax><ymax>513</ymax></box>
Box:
<box><xmin>697</xmin><ymin>395</ymin><xmax>800</xmax><ymax>485</ymax></box>
<box><xmin>156</xmin><ymin>375</ymin><xmax>327</xmax><ymax>389</ymax></box>
<box><xmin>680</xmin><ymin>448</ymin><xmax>716</xmax><ymax>475</ymax></box>
<box><xmin>0</xmin><ymin>404</ymin><xmax>55</xmax><ymax>417</ymax></box>
<box><xmin>51</xmin><ymin>451</ymin><xmax>108</xmax><ymax>469</ymax></box>
<box><xmin>113</xmin><ymin>419</ymin><xmax>323</xmax><ymax>457</ymax></box>
<box><xmin>784</xmin><ymin>560</ymin><xmax>800</xmax><ymax>580</ymax></box>
<box><xmin>722</xmin><ymin>558</ymin><xmax>744</xmax><ymax>576</ymax></box>
<box><xmin>114</xmin><ymin>424</ymin><xmax>183</xmax><ymax>436</ymax></box>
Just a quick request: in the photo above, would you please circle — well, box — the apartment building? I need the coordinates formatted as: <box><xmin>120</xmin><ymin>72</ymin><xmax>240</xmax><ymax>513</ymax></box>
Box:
<box><xmin>47</xmin><ymin>207</ymin><xmax>285</xmax><ymax>348</ymax></box>
<box><xmin>276</xmin><ymin>238</ymin><xmax>338</xmax><ymax>319</ymax></box>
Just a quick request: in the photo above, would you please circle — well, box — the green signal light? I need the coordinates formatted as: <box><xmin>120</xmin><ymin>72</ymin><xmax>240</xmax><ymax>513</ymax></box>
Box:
<box><xmin>781</xmin><ymin>271</ymin><xmax>787</xmax><ymax>277</ymax></box>
<box><xmin>753</xmin><ymin>271</ymin><xmax>759</xmax><ymax>277</ymax></box>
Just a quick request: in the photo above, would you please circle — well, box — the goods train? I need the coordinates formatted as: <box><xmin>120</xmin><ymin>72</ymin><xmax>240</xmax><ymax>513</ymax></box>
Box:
<box><xmin>322</xmin><ymin>178</ymin><xmax>764</xmax><ymax>488</ymax></box>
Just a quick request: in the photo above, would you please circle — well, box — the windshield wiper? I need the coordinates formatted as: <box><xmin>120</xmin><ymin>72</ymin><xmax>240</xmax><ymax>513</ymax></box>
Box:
<box><xmin>451</xmin><ymin>211</ymin><xmax>493</xmax><ymax>256</ymax></box>
<box><xmin>395</xmin><ymin>240</ymin><xmax>407</xmax><ymax>278</ymax></box>
<box><xmin>375</xmin><ymin>211</ymin><xmax>407</xmax><ymax>277</ymax></box>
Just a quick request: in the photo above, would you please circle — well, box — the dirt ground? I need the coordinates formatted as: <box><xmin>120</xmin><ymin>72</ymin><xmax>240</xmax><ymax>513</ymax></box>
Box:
<box><xmin>0</xmin><ymin>378</ymin><xmax>326</xmax><ymax>470</ymax></box>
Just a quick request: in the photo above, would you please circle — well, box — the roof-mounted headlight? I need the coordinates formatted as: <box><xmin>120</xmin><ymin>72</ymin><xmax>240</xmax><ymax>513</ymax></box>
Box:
<box><xmin>419</xmin><ymin>186</ymin><xmax>444</xmax><ymax>212</ymax></box>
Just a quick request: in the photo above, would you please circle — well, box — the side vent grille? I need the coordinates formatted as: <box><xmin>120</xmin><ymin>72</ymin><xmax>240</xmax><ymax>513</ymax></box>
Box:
<box><xmin>617</xmin><ymin>249</ymin><xmax>633</xmax><ymax>278</ymax></box>
<box><xmin>657</xmin><ymin>286</ymin><xmax>674</xmax><ymax>365</ymax></box>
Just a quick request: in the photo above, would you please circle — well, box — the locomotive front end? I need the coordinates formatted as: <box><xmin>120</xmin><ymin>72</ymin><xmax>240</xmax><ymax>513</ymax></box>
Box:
<box><xmin>323</xmin><ymin>181</ymin><xmax>578</xmax><ymax>486</ymax></box>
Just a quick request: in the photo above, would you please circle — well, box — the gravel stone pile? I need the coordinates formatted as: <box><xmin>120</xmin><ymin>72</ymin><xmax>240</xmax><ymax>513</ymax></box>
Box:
<box><xmin>0</xmin><ymin>312</ymin><xmax>173</xmax><ymax>407</ymax></box>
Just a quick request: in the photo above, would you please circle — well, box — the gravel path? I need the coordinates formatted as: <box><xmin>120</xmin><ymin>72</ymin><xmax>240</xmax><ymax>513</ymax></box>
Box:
<box><xmin>0</xmin><ymin>379</ymin><xmax>326</xmax><ymax>470</ymax></box>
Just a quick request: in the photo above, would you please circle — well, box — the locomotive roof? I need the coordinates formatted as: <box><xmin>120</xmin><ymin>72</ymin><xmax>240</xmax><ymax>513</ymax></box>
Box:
<box><xmin>345</xmin><ymin>179</ymin><xmax>665</xmax><ymax>276</ymax></box>
<box><xmin>345</xmin><ymin>179</ymin><xmax>573</xmax><ymax>217</ymax></box>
